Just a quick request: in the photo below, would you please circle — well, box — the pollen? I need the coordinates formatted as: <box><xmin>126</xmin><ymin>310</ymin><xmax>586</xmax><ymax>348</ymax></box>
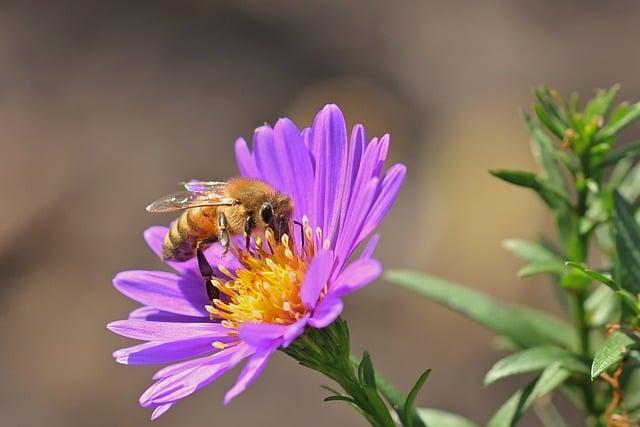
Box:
<box><xmin>208</xmin><ymin>222</ymin><xmax>319</xmax><ymax>330</ymax></box>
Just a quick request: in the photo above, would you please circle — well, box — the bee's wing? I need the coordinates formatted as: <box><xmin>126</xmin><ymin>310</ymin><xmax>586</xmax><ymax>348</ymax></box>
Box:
<box><xmin>146</xmin><ymin>189</ymin><xmax>237</xmax><ymax>212</ymax></box>
<box><xmin>182</xmin><ymin>180</ymin><xmax>227</xmax><ymax>193</ymax></box>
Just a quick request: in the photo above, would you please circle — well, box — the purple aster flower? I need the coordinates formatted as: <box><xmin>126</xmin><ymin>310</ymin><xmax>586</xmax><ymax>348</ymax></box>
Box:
<box><xmin>108</xmin><ymin>104</ymin><xmax>406</xmax><ymax>419</ymax></box>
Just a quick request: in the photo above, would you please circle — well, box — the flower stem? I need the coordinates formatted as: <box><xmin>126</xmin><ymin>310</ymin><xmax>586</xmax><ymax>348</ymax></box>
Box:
<box><xmin>569</xmin><ymin>168</ymin><xmax>599</xmax><ymax>423</ymax></box>
<box><xmin>282</xmin><ymin>319</ymin><xmax>396</xmax><ymax>427</ymax></box>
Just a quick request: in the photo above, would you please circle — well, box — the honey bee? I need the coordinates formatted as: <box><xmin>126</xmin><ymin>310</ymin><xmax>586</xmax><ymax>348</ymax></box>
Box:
<box><xmin>146</xmin><ymin>178</ymin><xmax>294</xmax><ymax>262</ymax></box>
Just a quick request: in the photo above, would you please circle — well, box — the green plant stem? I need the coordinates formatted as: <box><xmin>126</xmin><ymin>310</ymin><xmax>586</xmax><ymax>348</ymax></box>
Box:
<box><xmin>282</xmin><ymin>319</ymin><xmax>396</xmax><ymax>427</ymax></box>
<box><xmin>572</xmin><ymin>289</ymin><xmax>596</xmax><ymax>415</ymax></box>
<box><xmin>570</xmin><ymin>164</ymin><xmax>600</xmax><ymax>424</ymax></box>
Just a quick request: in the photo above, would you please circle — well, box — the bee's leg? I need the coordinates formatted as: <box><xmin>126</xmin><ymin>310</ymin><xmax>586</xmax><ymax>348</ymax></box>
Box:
<box><xmin>294</xmin><ymin>220</ymin><xmax>304</xmax><ymax>249</ymax></box>
<box><xmin>243</xmin><ymin>215</ymin><xmax>255</xmax><ymax>251</ymax></box>
<box><xmin>217</xmin><ymin>211</ymin><xmax>230</xmax><ymax>254</ymax></box>
<box><xmin>196</xmin><ymin>246</ymin><xmax>219</xmax><ymax>301</ymax></box>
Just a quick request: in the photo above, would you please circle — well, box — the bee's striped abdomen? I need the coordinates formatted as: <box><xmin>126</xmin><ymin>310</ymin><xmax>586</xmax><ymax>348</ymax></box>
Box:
<box><xmin>162</xmin><ymin>207</ymin><xmax>218</xmax><ymax>261</ymax></box>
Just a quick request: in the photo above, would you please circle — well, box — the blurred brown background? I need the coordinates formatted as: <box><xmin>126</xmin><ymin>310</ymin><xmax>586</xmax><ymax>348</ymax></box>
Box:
<box><xmin>3</xmin><ymin>1</ymin><xmax>640</xmax><ymax>426</ymax></box>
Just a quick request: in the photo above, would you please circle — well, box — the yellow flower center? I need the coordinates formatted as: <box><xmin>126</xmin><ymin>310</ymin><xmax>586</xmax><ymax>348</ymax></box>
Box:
<box><xmin>205</xmin><ymin>218</ymin><xmax>319</xmax><ymax>331</ymax></box>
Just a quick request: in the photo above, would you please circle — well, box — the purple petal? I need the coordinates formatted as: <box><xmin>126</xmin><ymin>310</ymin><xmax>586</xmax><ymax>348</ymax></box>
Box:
<box><xmin>302</xmin><ymin>127</ymin><xmax>314</xmax><ymax>156</ymax></box>
<box><xmin>373</xmin><ymin>134</ymin><xmax>390</xmax><ymax>176</ymax></box>
<box><xmin>308</xmin><ymin>297</ymin><xmax>343</xmax><ymax>329</ymax></box>
<box><xmin>359</xmin><ymin>164</ymin><xmax>406</xmax><ymax>240</ymax></box>
<box><xmin>311</xmin><ymin>105</ymin><xmax>348</xmax><ymax>238</ymax></box>
<box><xmin>360</xmin><ymin>234</ymin><xmax>380</xmax><ymax>259</ymax></box>
<box><xmin>149</xmin><ymin>345</ymin><xmax>247</xmax><ymax>380</ymax></box>
<box><xmin>113</xmin><ymin>337</ymin><xmax>222</xmax><ymax>365</ymax></box>
<box><xmin>153</xmin><ymin>354</ymin><xmax>217</xmax><ymax>380</ymax></box>
<box><xmin>330</xmin><ymin>258</ymin><xmax>382</xmax><ymax>298</ymax></box>
<box><xmin>238</xmin><ymin>323</ymin><xmax>288</xmax><ymax>348</ymax></box>
<box><xmin>114</xmin><ymin>270</ymin><xmax>208</xmax><ymax>317</ymax></box>
<box><xmin>253</xmin><ymin>125</ymin><xmax>287</xmax><ymax>193</ymax></box>
<box><xmin>223</xmin><ymin>343</ymin><xmax>278</xmax><ymax>404</ymax></box>
<box><xmin>150</xmin><ymin>404</ymin><xmax>173</xmax><ymax>420</ymax></box>
<box><xmin>128</xmin><ymin>306</ymin><xmax>206</xmax><ymax>323</ymax></box>
<box><xmin>107</xmin><ymin>320</ymin><xmax>229</xmax><ymax>341</ymax></box>
<box><xmin>344</xmin><ymin>137</ymin><xmax>379</xmax><ymax>214</ymax></box>
<box><xmin>332</xmin><ymin>136</ymin><xmax>384</xmax><ymax>259</ymax></box>
<box><xmin>273</xmin><ymin>118</ymin><xmax>314</xmax><ymax>219</ymax></box>
<box><xmin>332</xmin><ymin>178</ymin><xmax>379</xmax><ymax>268</ymax></box>
<box><xmin>338</xmin><ymin>124</ymin><xmax>366</xmax><ymax>228</ymax></box>
<box><xmin>300</xmin><ymin>250</ymin><xmax>334</xmax><ymax>309</ymax></box>
<box><xmin>282</xmin><ymin>316</ymin><xmax>308</xmax><ymax>347</ymax></box>
<box><xmin>238</xmin><ymin>316</ymin><xmax>308</xmax><ymax>349</ymax></box>
<box><xmin>235</xmin><ymin>137</ymin><xmax>260</xmax><ymax>179</ymax></box>
<box><xmin>141</xmin><ymin>344</ymin><xmax>253</xmax><ymax>406</ymax></box>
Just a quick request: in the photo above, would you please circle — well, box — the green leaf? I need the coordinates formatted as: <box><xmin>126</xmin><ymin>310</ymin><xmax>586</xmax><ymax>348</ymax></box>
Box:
<box><xmin>504</xmin><ymin>239</ymin><xmax>567</xmax><ymax>280</ymax></box>
<box><xmin>564</xmin><ymin>262</ymin><xmax>617</xmax><ymax>289</ymax></box>
<box><xmin>585</xmin><ymin>85</ymin><xmax>619</xmax><ymax>120</ymax></box>
<box><xmin>503</xmin><ymin>239</ymin><xmax>562</xmax><ymax>263</ymax></box>
<box><xmin>585</xmin><ymin>285</ymin><xmax>620</xmax><ymax>327</ymax></box>
<box><xmin>359</xmin><ymin>352</ymin><xmax>376</xmax><ymax>387</ymax></box>
<box><xmin>404</xmin><ymin>370</ymin><xmax>431</xmax><ymax>427</ymax></box>
<box><xmin>324</xmin><ymin>395</ymin><xmax>358</xmax><ymax>404</ymax></box>
<box><xmin>609</xmin><ymin>158</ymin><xmax>634</xmax><ymax>188</ymax></box>
<box><xmin>518</xmin><ymin>261</ymin><xmax>566</xmax><ymax>278</ymax></box>
<box><xmin>490</xmin><ymin>169</ymin><xmax>540</xmax><ymax>188</ymax></box>
<box><xmin>600</xmin><ymin>84</ymin><xmax>621</xmax><ymax>117</ymax></box>
<box><xmin>585</xmin><ymin>88</ymin><xmax>604</xmax><ymax>121</ymax></box>
<box><xmin>484</xmin><ymin>346</ymin><xmax>588</xmax><ymax>385</ymax></box>
<box><xmin>417</xmin><ymin>409</ymin><xmax>478</xmax><ymax>427</ymax></box>
<box><xmin>533</xmin><ymin>103</ymin><xmax>566</xmax><ymax>140</ymax></box>
<box><xmin>597</xmin><ymin>142</ymin><xmax>640</xmax><ymax>168</ymax></box>
<box><xmin>597</xmin><ymin>102</ymin><xmax>640</xmax><ymax>140</ymax></box>
<box><xmin>358</xmin><ymin>352</ymin><xmax>396</xmax><ymax>427</ymax></box>
<box><xmin>532</xmin><ymin>88</ymin><xmax>568</xmax><ymax>139</ymax></box>
<box><xmin>386</xmin><ymin>271</ymin><xmax>575</xmax><ymax>350</ymax></box>
<box><xmin>489</xmin><ymin>169</ymin><xmax>569</xmax><ymax>210</ymax></box>
<box><xmin>621</xmin><ymin>367</ymin><xmax>640</xmax><ymax>415</ymax></box>
<box><xmin>591</xmin><ymin>331</ymin><xmax>636</xmax><ymax>379</ymax></box>
<box><xmin>368</xmin><ymin>360</ymin><xmax>427</xmax><ymax>427</ymax></box>
<box><xmin>616</xmin><ymin>289</ymin><xmax>640</xmax><ymax>315</ymax></box>
<box><xmin>613</xmin><ymin>192</ymin><xmax>640</xmax><ymax>293</ymax></box>
<box><xmin>553</xmin><ymin>149</ymin><xmax>581</xmax><ymax>173</ymax></box>
<box><xmin>523</xmin><ymin>112</ymin><xmax>568</xmax><ymax>196</ymax></box>
<box><xmin>487</xmin><ymin>363</ymin><xmax>569</xmax><ymax>427</ymax></box>
<box><xmin>620</xmin><ymin>161</ymin><xmax>640</xmax><ymax>201</ymax></box>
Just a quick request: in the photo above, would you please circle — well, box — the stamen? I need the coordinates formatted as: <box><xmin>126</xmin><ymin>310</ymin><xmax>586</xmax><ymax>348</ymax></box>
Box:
<box><xmin>221</xmin><ymin>320</ymin><xmax>235</xmax><ymax>329</ymax></box>
<box><xmin>217</xmin><ymin>265</ymin><xmax>235</xmax><ymax>279</ymax></box>
<box><xmin>212</xmin><ymin>341</ymin><xmax>229</xmax><ymax>349</ymax></box>
<box><xmin>265</xmin><ymin>228</ymin><xmax>275</xmax><ymax>243</ymax></box>
<box><xmin>304</xmin><ymin>226</ymin><xmax>313</xmax><ymax>242</ymax></box>
<box><xmin>265</xmin><ymin>258</ymin><xmax>278</xmax><ymax>270</ymax></box>
<box><xmin>323</xmin><ymin>238</ymin><xmax>331</xmax><ymax>250</ymax></box>
<box><xmin>284</xmin><ymin>248</ymin><xmax>294</xmax><ymax>260</ymax></box>
<box><xmin>207</xmin><ymin>214</ymin><xmax>322</xmax><ymax>331</ymax></box>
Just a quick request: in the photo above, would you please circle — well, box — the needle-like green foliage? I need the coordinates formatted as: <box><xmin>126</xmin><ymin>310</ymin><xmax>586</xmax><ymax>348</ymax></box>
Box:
<box><xmin>387</xmin><ymin>85</ymin><xmax>640</xmax><ymax>426</ymax></box>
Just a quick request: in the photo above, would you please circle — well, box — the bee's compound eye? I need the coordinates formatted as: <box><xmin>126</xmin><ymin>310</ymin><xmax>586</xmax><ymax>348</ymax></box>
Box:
<box><xmin>260</xmin><ymin>203</ymin><xmax>274</xmax><ymax>224</ymax></box>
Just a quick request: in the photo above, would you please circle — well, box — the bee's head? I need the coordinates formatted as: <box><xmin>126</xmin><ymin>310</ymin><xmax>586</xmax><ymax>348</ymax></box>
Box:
<box><xmin>260</xmin><ymin>194</ymin><xmax>293</xmax><ymax>241</ymax></box>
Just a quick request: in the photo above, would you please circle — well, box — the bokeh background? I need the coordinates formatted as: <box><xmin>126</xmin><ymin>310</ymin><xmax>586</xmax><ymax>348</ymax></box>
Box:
<box><xmin>3</xmin><ymin>1</ymin><xmax>640</xmax><ymax>425</ymax></box>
